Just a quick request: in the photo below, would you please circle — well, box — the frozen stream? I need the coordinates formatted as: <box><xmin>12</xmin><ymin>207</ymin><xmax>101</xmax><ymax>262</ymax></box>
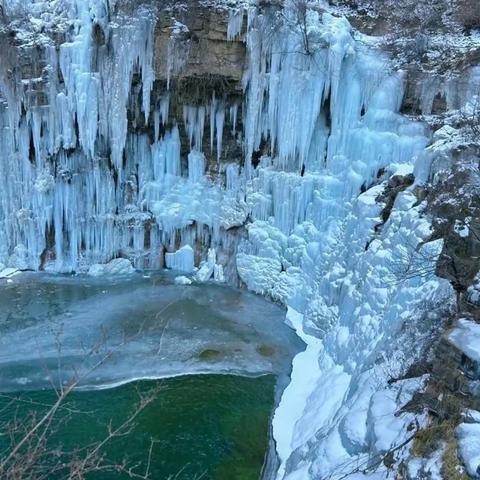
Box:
<box><xmin>0</xmin><ymin>273</ymin><xmax>303</xmax><ymax>392</ymax></box>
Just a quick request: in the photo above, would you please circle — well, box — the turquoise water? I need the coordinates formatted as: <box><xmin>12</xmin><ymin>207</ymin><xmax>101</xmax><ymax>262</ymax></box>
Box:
<box><xmin>0</xmin><ymin>375</ymin><xmax>275</xmax><ymax>479</ymax></box>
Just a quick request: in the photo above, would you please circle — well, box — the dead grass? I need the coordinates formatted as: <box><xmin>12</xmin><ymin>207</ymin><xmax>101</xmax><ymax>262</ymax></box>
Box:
<box><xmin>412</xmin><ymin>392</ymin><xmax>468</xmax><ymax>479</ymax></box>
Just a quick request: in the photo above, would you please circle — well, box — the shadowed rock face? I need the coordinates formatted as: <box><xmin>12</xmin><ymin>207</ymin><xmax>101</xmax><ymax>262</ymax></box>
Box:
<box><xmin>151</xmin><ymin>2</ymin><xmax>246</xmax><ymax>168</ymax></box>
<box><xmin>154</xmin><ymin>6</ymin><xmax>246</xmax><ymax>83</ymax></box>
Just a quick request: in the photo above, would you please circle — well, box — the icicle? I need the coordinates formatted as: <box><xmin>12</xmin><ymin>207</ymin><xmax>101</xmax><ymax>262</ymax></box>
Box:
<box><xmin>227</xmin><ymin>8</ymin><xmax>244</xmax><ymax>41</ymax></box>
<box><xmin>210</xmin><ymin>94</ymin><xmax>217</xmax><ymax>154</ymax></box>
<box><xmin>153</xmin><ymin>109</ymin><xmax>161</xmax><ymax>142</ymax></box>
<box><xmin>183</xmin><ymin>105</ymin><xmax>206</xmax><ymax>151</ymax></box>
<box><xmin>215</xmin><ymin>105</ymin><xmax>225</xmax><ymax>161</ymax></box>
<box><xmin>188</xmin><ymin>151</ymin><xmax>206</xmax><ymax>183</ymax></box>
<box><xmin>230</xmin><ymin>104</ymin><xmax>239</xmax><ymax>135</ymax></box>
<box><xmin>226</xmin><ymin>164</ymin><xmax>240</xmax><ymax>191</ymax></box>
<box><xmin>159</xmin><ymin>94</ymin><xmax>170</xmax><ymax>125</ymax></box>
<box><xmin>151</xmin><ymin>126</ymin><xmax>181</xmax><ymax>182</ymax></box>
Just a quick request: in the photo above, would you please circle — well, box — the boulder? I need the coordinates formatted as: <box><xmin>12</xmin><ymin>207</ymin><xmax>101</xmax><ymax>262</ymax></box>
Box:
<box><xmin>87</xmin><ymin>258</ymin><xmax>135</xmax><ymax>277</ymax></box>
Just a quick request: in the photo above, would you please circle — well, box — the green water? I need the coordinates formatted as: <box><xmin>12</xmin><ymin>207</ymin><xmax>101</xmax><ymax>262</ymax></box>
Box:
<box><xmin>0</xmin><ymin>374</ymin><xmax>275</xmax><ymax>480</ymax></box>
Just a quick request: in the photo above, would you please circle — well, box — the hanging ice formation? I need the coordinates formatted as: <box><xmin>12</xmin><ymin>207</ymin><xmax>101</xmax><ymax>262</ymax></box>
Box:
<box><xmin>0</xmin><ymin>0</ymin><xmax>242</xmax><ymax>273</ymax></box>
<box><xmin>0</xmin><ymin>2</ymin><xmax>457</xmax><ymax>477</ymax></box>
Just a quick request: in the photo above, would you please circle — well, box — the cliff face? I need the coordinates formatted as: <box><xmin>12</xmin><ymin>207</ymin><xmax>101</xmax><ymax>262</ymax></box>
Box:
<box><xmin>0</xmin><ymin>1</ymin><xmax>479</xmax><ymax>479</ymax></box>
<box><xmin>152</xmin><ymin>3</ymin><xmax>246</xmax><ymax>168</ymax></box>
<box><xmin>154</xmin><ymin>6</ymin><xmax>245</xmax><ymax>82</ymax></box>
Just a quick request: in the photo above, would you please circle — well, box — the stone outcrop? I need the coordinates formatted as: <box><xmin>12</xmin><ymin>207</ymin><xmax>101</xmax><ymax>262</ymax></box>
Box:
<box><xmin>151</xmin><ymin>3</ymin><xmax>246</xmax><ymax>168</ymax></box>
<box><xmin>154</xmin><ymin>7</ymin><xmax>246</xmax><ymax>83</ymax></box>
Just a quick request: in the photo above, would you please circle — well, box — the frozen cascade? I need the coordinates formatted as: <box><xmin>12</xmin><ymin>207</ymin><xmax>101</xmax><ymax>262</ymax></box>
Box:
<box><xmin>188</xmin><ymin>151</ymin><xmax>207</xmax><ymax>184</ymax></box>
<box><xmin>165</xmin><ymin>245</ymin><xmax>195</xmax><ymax>273</ymax></box>
<box><xmin>0</xmin><ymin>3</ymin><xmax>458</xmax><ymax>479</ymax></box>
<box><xmin>0</xmin><ymin>0</ymin><xmax>158</xmax><ymax>272</ymax></box>
<box><xmin>237</xmin><ymin>9</ymin><xmax>455</xmax><ymax>480</ymax></box>
<box><xmin>0</xmin><ymin>1</ymin><xmax>239</xmax><ymax>274</ymax></box>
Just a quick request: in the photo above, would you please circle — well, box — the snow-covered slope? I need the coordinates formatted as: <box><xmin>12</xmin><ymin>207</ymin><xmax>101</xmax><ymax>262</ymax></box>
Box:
<box><xmin>0</xmin><ymin>1</ymin><xmax>460</xmax><ymax>478</ymax></box>
<box><xmin>236</xmin><ymin>8</ymin><xmax>455</xmax><ymax>479</ymax></box>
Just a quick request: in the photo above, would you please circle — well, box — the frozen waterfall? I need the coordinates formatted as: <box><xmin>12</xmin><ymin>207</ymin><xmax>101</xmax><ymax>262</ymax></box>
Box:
<box><xmin>0</xmin><ymin>2</ymin><xmax>456</xmax><ymax>479</ymax></box>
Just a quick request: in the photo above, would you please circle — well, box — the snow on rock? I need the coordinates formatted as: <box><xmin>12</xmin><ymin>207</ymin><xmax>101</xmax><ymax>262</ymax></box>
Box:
<box><xmin>87</xmin><ymin>258</ymin><xmax>135</xmax><ymax>277</ymax></box>
<box><xmin>174</xmin><ymin>275</ymin><xmax>192</xmax><ymax>286</ymax></box>
<box><xmin>367</xmin><ymin>376</ymin><xmax>427</xmax><ymax>455</ymax></box>
<box><xmin>448</xmin><ymin>319</ymin><xmax>480</xmax><ymax>363</ymax></box>
<box><xmin>454</xmin><ymin>219</ymin><xmax>470</xmax><ymax>238</ymax></box>
<box><xmin>468</xmin><ymin>273</ymin><xmax>480</xmax><ymax>306</ymax></box>
<box><xmin>457</xmin><ymin>422</ymin><xmax>480</xmax><ymax>478</ymax></box>
<box><xmin>408</xmin><ymin>447</ymin><xmax>445</xmax><ymax>480</ymax></box>
<box><xmin>165</xmin><ymin>245</ymin><xmax>195</xmax><ymax>273</ymax></box>
<box><xmin>463</xmin><ymin>409</ymin><xmax>480</xmax><ymax>424</ymax></box>
<box><xmin>433</xmin><ymin>125</ymin><xmax>459</xmax><ymax>142</ymax></box>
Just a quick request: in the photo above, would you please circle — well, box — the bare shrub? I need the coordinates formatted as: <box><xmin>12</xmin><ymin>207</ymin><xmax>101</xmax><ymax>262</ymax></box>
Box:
<box><xmin>455</xmin><ymin>0</ymin><xmax>480</xmax><ymax>32</ymax></box>
<box><xmin>0</xmin><ymin>318</ymin><xmax>171</xmax><ymax>480</ymax></box>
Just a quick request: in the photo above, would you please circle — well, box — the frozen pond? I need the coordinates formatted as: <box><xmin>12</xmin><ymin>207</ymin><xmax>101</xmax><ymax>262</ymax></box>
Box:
<box><xmin>0</xmin><ymin>273</ymin><xmax>303</xmax><ymax>392</ymax></box>
<box><xmin>0</xmin><ymin>272</ymin><xmax>304</xmax><ymax>479</ymax></box>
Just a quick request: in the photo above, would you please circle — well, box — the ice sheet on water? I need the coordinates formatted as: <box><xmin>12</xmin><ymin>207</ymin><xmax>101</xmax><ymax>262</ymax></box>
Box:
<box><xmin>0</xmin><ymin>274</ymin><xmax>303</xmax><ymax>392</ymax></box>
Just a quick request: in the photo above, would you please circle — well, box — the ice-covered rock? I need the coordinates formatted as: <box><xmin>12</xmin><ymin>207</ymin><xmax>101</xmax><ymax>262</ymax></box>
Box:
<box><xmin>0</xmin><ymin>268</ymin><xmax>20</xmax><ymax>279</ymax></box>
<box><xmin>195</xmin><ymin>263</ymin><xmax>214</xmax><ymax>282</ymax></box>
<box><xmin>467</xmin><ymin>273</ymin><xmax>480</xmax><ymax>306</ymax></box>
<box><xmin>433</xmin><ymin>125</ymin><xmax>459</xmax><ymax>141</ymax></box>
<box><xmin>214</xmin><ymin>264</ymin><xmax>225</xmax><ymax>283</ymax></box>
<box><xmin>7</xmin><ymin>245</ymin><xmax>30</xmax><ymax>270</ymax></box>
<box><xmin>195</xmin><ymin>248</ymin><xmax>217</xmax><ymax>283</ymax></box>
<box><xmin>165</xmin><ymin>245</ymin><xmax>195</xmax><ymax>273</ymax></box>
<box><xmin>448</xmin><ymin>319</ymin><xmax>480</xmax><ymax>363</ymax></box>
<box><xmin>463</xmin><ymin>409</ymin><xmax>480</xmax><ymax>424</ymax></box>
<box><xmin>174</xmin><ymin>275</ymin><xmax>192</xmax><ymax>285</ymax></box>
<box><xmin>87</xmin><ymin>258</ymin><xmax>135</xmax><ymax>277</ymax></box>
<box><xmin>87</xmin><ymin>264</ymin><xmax>106</xmax><ymax>277</ymax></box>
<box><xmin>237</xmin><ymin>254</ymin><xmax>282</xmax><ymax>295</ymax></box>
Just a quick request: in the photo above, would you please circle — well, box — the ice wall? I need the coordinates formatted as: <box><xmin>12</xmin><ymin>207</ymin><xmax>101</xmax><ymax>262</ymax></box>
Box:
<box><xmin>0</xmin><ymin>0</ymin><xmax>157</xmax><ymax>271</ymax></box>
